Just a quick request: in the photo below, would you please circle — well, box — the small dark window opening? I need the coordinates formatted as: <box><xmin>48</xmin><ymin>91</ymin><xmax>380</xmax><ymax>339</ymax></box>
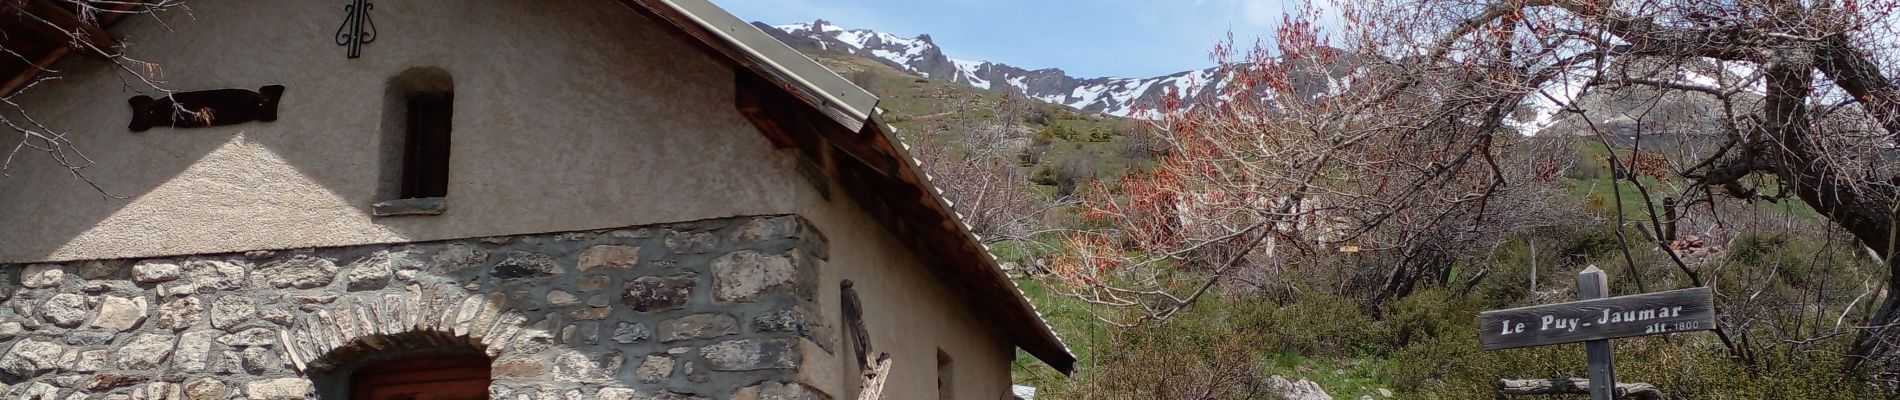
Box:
<box><xmin>373</xmin><ymin>67</ymin><xmax>453</xmax><ymax>217</ymax></box>
<box><xmin>400</xmin><ymin>90</ymin><xmax>452</xmax><ymax>199</ymax></box>
<box><xmin>937</xmin><ymin>349</ymin><xmax>954</xmax><ymax>400</ymax></box>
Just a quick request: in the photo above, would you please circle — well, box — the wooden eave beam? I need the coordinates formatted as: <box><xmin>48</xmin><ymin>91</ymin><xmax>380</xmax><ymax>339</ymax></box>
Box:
<box><xmin>2</xmin><ymin>0</ymin><xmax>122</xmax><ymax>58</ymax></box>
<box><xmin>0</xmin><ymin>0</ymin><xmax>140</xmax><ymax>96</ymax></box>
<box><xmin>734</xmin><ymin>70</ymin><xmax>900</xmax><ymax>176</ymax></box>
<box><xmin>735</xmin><ymin>81</ymin><xmax>802</xmax><ymax>150</ymax></box>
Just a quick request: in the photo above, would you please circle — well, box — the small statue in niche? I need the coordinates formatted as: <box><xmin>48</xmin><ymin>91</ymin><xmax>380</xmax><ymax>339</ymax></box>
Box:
<box><xmin>128</xmin><ymin>85</ymin><xmax>285</xmax><ymax>132</ymax></box>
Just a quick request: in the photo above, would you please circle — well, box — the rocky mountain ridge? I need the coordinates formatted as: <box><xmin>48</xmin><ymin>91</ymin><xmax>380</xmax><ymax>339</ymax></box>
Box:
<box><xmin>756</xmin><ymin>19</ymin><xmax>1759</xmax><ymax>137</ymax></box>
<box><xmin>757</xmin><ymin>20</ymin><xmax>1228</xmax><ymax>117</ymax></box>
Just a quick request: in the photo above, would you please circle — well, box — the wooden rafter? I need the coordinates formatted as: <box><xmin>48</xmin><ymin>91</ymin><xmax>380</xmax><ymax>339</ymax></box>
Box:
<box><xmin>1</xmin><ymin>0</ymin><xmax>123</xmax><ymax>57</ymax></box>
<box><xmin>0</xmin><ymin>0</ymin><xmax>142</xmax><ymax>96</ymax></box>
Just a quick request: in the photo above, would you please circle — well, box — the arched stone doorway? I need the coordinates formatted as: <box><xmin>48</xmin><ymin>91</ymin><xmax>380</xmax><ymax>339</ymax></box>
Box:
<box><xmin>310</xmin><ymin>330</ymin><xmax>493</xmax><ymax>399</ymax></box>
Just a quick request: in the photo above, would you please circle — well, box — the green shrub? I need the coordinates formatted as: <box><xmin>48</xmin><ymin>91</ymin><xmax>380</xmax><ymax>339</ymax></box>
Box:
<box><xmin>1728</xmin><ymin>230</ymin><xmax>1790</xmax><ymax>267</ymax></box>
<box><xmin>1031</xmin><ymin>164</ymin><xmax>1057</xmax><ymax>186</ymax></box>
<box><xmin>1037</xmin><ymin>298</ymin><xmax>1275</xmax><ymax>399</ymax></box>
<box><xmin>1558</xmin><ymin>224</ymin><xmax>1625</xmax><ymax>260</ymax></box>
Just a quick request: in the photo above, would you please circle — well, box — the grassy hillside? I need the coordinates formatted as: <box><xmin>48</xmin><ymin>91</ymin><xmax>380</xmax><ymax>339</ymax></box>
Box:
<box><xmin>802</xmin><ymin>51</ymin><xmax>1152</xmax><ymax>196</ymax></box>
<box><xmin>797</xmin><ymin>48</ymin><xmax>1871</xmax><ymax>399</ymax></box>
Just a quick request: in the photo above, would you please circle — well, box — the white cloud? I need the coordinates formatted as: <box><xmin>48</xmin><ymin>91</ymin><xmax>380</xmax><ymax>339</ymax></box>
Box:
<box><xmin>1239</xmin><ymin>0</ymin><xmax>1279</xmax><ymax>27</ymax></box>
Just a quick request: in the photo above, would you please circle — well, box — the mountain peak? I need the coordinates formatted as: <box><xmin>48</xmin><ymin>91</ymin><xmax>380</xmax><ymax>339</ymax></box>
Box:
<box><xmin>758</xmin><ymin>21</ymin><xmax>1365</xmax><ymax>119</ymax></box>
<box><xmin>759</xmin><ymin>21</ymin><xmax>1231</xmax><ymax>117</ymax></box>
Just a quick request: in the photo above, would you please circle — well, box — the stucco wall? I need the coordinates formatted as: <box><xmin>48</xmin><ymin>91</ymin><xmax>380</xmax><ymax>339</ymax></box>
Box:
<box><xmin>0</xmin><ymin>0</ymin><xmax>1020</xmax><ymax>398</ymax></box>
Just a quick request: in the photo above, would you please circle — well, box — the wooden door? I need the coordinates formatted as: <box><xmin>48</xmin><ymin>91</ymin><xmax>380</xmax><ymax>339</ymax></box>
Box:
<box><xmin>350</xmin><ymin>354</ymin><xmax>491</xmax><ymax>400</ymax></box>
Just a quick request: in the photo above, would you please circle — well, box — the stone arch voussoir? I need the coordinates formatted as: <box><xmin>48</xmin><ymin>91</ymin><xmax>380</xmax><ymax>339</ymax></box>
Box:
<box><xmin>280</xmin><ymin>282</ymin><xmax>536</xmax><ymax>374</ymax></box>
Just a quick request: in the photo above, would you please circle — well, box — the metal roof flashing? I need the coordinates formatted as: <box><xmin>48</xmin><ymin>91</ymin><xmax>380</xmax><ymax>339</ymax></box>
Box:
<box><xmin>653</xmin><ymin>0</ymin><xmax>877</xmax><ymax>126</ymax></box>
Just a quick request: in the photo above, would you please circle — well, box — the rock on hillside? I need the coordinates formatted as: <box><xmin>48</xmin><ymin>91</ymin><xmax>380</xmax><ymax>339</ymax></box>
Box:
<box><xmin>1268</xmin><ymin>375</ymin><xmax>1333</xmax><ymax>400</ymax></box>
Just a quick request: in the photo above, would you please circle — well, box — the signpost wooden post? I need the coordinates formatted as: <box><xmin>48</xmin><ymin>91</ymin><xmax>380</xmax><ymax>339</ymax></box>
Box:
<box><xmin>1580</xmin><ymin>267</ymin><xmax>1615</xmax><ymax>400</ymax></box>
<box><xmin>1478</xmin><ymin>266</ymin><xmax>1716</xmax><ymax>399</ymax></box>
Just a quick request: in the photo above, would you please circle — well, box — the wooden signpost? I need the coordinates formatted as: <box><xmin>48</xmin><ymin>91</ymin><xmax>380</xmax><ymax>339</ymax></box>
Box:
<box><xmin>1478</xmin><ymin>266</ymin><xmax>1716</xmax><ymax>400</ymax></box>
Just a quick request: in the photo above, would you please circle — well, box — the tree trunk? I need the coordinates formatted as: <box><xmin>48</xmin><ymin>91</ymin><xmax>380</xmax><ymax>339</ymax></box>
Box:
<box><xmin>1847</xmin><ymin>263</ymin><xmax>1900</xmax><ymax>373</ymax></box>
<box><xmin>1756</xmin><ymin>47</ymin><xmax>1900</xmax><ymax>374</ymax></box>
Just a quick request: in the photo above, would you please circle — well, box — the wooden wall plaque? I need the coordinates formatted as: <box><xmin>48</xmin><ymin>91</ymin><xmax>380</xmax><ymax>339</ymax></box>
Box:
<box><xmin>128</xmin><ymin>85</ymin><xmax>285</xmax><ymax>132</ymax></box>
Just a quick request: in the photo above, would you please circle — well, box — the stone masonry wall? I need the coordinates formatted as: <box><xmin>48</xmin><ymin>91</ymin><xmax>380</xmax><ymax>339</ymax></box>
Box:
<box><xmin>0</xmin><ymin>215</ymin><xmax>834</xmax><ymax>399</ymax></box>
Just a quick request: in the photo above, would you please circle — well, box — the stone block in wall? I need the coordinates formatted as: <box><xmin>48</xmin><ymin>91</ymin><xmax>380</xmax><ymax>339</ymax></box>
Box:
<box><xmin>19</xmin><ymin>264</ymin><xmax>63</xmax><ymax>289</ymax></box>
<box><xmin>79</xmin><ymin>260</ymin><xmax>125</xmax><ymax>280</ymax></box>
<box><xmin>614</xmin><ymin>322</ymin><xmax>652</xmax><ymax>344</ymax></box>
<box><xmin>174</xmin><ymin>329</ymin><xmax>222</xmax><ymax>372</ymax></box>
<box><xmin>129</xmin><ymin>262</ymin><xmax>179</xmax><ymax>285</ymax></box>
<box><xmin>430</xmin><ymin>244</ymin><xmax>489</xmax><ymax>272</ymax></box>
<box><xmin>153</xmin><ymin>296</ymin><xmax>202</xmax><ymax>331</ymax></box>
<box><xmin>181</xmin><ymin>259</ymin><xmax>246</xmax><ymax>293</ymax></box>
<box><xmin>343</xmin><ymin>252</ymin><xmax>394</xmax><ymax>291</ymax></box>
<box><xmin>733</xmin><ymin>381</ymin><xmax>829</xmax><ymax>400</ymax></box>
<box><xmin>622</xmin><ymin>275</ymin><xmax>695</xmax><ymax>312</ymax></box>
<box><xmin>183</xmin><ymin>378</ymin><xmax>228</xmax><ymax>399</ymax></box>
<box><xmin>255</xmin><ymin>255</ymin><xmax>337</xmax><ymax>289</ymax></box>
<box><xmin>244</xmin><ymin>378</ymin><xmax>313</xmax><ymax>400</ymax></box>
<box><xmin>659</xmin><ymin>313</ymin><xmax>737</xmax><ymax>342</ymax></box>
<box><xmin>89</xmin><ymin>296</ymin><xmax>147</xmax><ymax>332</ymax></box>
<box><xmin>492</xmin><ymin>356</ymin><xmax>548</xmax><ymax>379</ymax></box>
<box><xmin>635</xmin><ymin>354</ymin><xmax>676</xmax><ymax>383</ymax></box>
<box><xmin>490</xmin><ymin>251</ymin><xmax>563</xmax><ymax>279</ymax></box>
<box><xmin>241</xmin><ymin>347</ymin><xmax>283</xmax><ymax>375</ymax></box>
<box><xmin>114</xmin><ymin>333</ymin><xmax>177</xmax><ymax>370</ymax></box>
<box><xmin>0</xmin><ymin>339</ymin><xmax>64</xmax><ymax>377</ymax></box>
<box><xmin>38</xmin><ymin>293</ymin><xmax>88</xmax><ymax>328</ymax></box>
<box><xmin>580</xmin><ymin>245</ymin><xmax>641</xmax><ymax>270</ymax></box>
<box><xmin>711</xmin><ymin>250</ymin><xmax>797</xmax><ymax>303</ymax></box>
<box><xmin>596</xmin><ymin>387</ymin><xmax>709</xmax><ymax>400</ymax></box>
<box><xmin>666</xmin><ymin>231</ymin><xmax>721</xmax><ymax>254</ymax></box>
<box><xmin>751</xmin><ymin>305</ymin><xmax>833</xmax><ymax>353</ymax></box>
<box><xmin>702</xmin><ymin>338</ymin><xmax>799</xmax><ymax>371</ymax></box>
<box><xmin>208</xmin><ymin>296</ymin><xmax>255</xmax><ymax>331</ymax></box>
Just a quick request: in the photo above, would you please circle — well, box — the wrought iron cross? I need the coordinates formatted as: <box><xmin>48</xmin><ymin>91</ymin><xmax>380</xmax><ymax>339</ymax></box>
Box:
<box><xmin>334</xmin><ymin>0</ymin><xmax>376</xmax><ymax>58</ymax></box>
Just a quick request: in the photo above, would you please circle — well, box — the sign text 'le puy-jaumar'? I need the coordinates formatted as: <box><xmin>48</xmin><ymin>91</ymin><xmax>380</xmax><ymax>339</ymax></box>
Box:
<box><xmin>1477</xmin><ymin>287</ymin><xmax>1715</xmax><ymax>350</ymax></box>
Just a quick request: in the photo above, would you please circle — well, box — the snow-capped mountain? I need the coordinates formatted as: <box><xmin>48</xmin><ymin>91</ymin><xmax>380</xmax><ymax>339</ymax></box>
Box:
<box><xmin>758</xmin><ymin>20</ymin><xmax>1231</xmax><ymax>117</ymax></box>
<box><xmin>757</xmin><ymin>19</ymin><xmax>1752</xmax><ymax>137</ymax></box>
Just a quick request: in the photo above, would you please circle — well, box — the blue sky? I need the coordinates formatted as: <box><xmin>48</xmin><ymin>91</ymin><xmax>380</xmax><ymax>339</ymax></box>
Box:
<box><xmin>708</xmin><ymin>0</ymin><xmax>1310</xmax><ymax>78</ymax></box>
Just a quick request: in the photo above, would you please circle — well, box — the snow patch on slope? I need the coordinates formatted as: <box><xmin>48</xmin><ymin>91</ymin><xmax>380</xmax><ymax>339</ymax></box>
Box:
<box><xmin>1507</xmin><ymin>68</ymin><xmax>1595</xmax><ymax>135</ymax></box>
<box><xmin>952</xmin><ymin>58</ymin><xmax>992</xmax><ymax>90</ymax></box>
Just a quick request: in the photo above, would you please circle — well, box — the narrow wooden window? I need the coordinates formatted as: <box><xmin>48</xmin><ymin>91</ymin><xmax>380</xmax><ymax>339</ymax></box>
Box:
<box><xmin>937</xmin><ymin>349</ymin><xmax>954</xmax><ymax>400</ymax></box>
<box><xmin>400</xmin><ymin>91</ymin><xmax>452</xmax><ymax>199</ymax></box>
<box><xmin>349</xmin><ymin>353</ymin><xmax>489</xmax><ymax>400</ymax></box>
